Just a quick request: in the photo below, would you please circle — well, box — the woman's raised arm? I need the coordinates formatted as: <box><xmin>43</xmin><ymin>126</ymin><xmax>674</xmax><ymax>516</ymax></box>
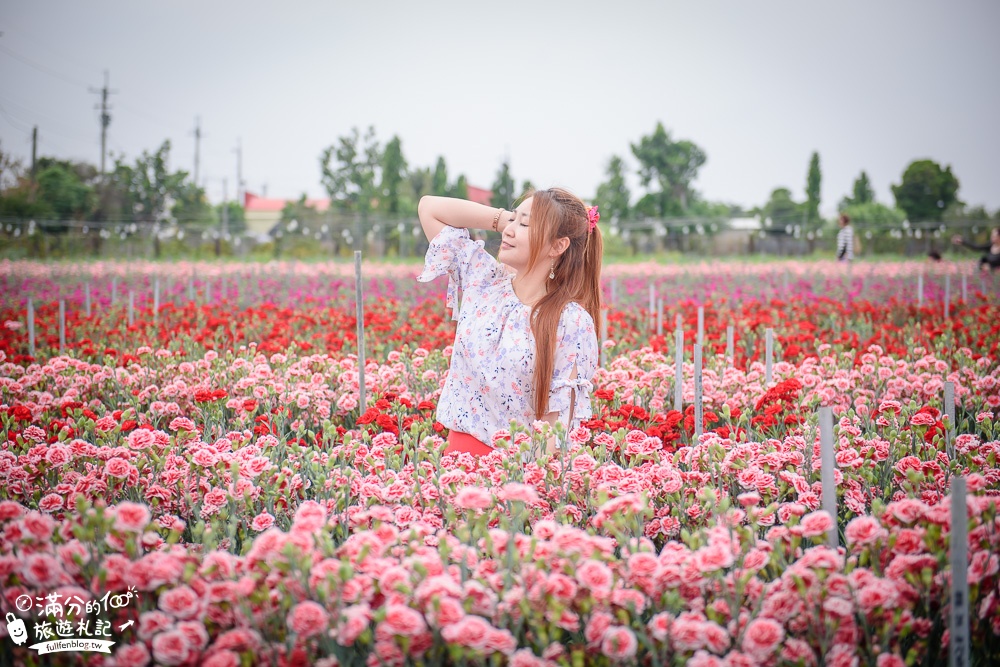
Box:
<box><xmin>418</xmin><ymin>196</ymin><xmax>513</xmax><ymax>244</ymax></box>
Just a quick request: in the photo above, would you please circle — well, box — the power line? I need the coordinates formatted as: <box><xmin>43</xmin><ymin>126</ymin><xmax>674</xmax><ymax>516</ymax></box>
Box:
<box><xmin>0</xmin><ymin>43</ymin><xmax>89</xmax><ymax>89</ymax></box>
<box><xmin>0</xmin><ymin>101</ymin><xmax>34</xmax><ymax>136</ymax></box>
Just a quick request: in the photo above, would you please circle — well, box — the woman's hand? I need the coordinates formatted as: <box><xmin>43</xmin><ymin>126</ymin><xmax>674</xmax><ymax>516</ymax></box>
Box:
<box><xmin>496</xmin><ymin>210</ymin><xmax>515</xmax><ymax>235</ymax></box>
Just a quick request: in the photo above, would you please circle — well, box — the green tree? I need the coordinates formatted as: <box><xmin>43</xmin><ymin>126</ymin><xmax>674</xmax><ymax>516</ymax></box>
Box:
<box><xmin>805</xmin><ymin>151</ymin><xmax>821</xmax><ymax>230</ymax></box>
<box><xmin>594</xmin><ymin>155</ymin><xmax>631</xmax><ymax>222</ymax></box>
<box><xmin>432</xmin><ymin>157</ymin><xmax>449</xmax><ymax>196</ymax></box>
<box><xmin>630</xmin><ymin>121</ymin><xmax>706</xmax><ymax>216</ymax></box>
<box><xmin>170</xmin><ymin>182</ymin><xmax>215</xmax><ymax>230</ymax></box>
<box><xmin>891</xmin><ymin>159</ymin><xmax>959</xmax><ymax>222</ymax></box>
<box><xmin>379</xmin><ymin>135</ymin><xmax>407</xmax><ymax>214</ymax></box>
<box><xmin>760</xmin><ymin>187</ymin><xmax>803</xmax><ymax>230</ymax></box>
<box><xmin>854</xmin><ymin>171</ymin><xmax>874</xmax><ymax>205</ymax></box>
<box><xmin>107</xmin><ymin>141</ymin><xmax>188</xmax><ymax>257</ymax></box>
<box><xmin>320</xmin><ymin>126</ymin><xmax>381</xmax><ymax>215</ymax></box>
<box><xmin>216</xmin><ymin>201</ymin><xmax>246</xmax><ymax>235</ymax></box>
<box><xmin>111</xmin><ymin>141</ymin><xmax>186</xmax><ymax>224</ymax></box>
<box><xmin>490</xmin><ymin>161</ymin><xmax>515</xmax><ymax>208</ymax></box>
<box><xmin>0</xmin><ymin>140</ymin><xmax>24</xmax><ymax>191</ymax></box>
<box><xmin>36</xmin><ymin>164</ymin><xmax>95</xmax><ymax>225</ymax></box>
<box><xmin>520</xmin><ymin>180</ymin><xmax>534</xmax><ymax>196</ymax></box>
<box><xmin>451</xmin><ymin>174</ymin><xmax>468</xmax><ymax>200</ymax></box>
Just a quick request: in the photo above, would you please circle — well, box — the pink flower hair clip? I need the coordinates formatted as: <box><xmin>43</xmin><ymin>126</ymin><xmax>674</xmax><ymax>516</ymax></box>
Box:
<box><xmin>586</xmin><ymin>205</ymin><xmax>600</xmax><ymax>233</ymax></box>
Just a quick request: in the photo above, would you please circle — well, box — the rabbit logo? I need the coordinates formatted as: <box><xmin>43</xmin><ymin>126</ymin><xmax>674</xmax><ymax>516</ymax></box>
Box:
<box><xmin>6</xmin><ymin>612</ymin><xmax>28</xmax><ymax>646</ymax></box>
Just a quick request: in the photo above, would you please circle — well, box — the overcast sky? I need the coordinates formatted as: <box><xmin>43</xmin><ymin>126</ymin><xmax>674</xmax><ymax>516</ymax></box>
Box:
<box><xmin>1</xmin><ymin>1</ymin><xmax>998</xmax><ymax>216</ymax></box>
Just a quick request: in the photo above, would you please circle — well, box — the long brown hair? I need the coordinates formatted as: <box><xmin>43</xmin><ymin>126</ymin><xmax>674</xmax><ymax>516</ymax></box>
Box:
<box><xmin>524</xmin><ymin>188</ymin><xmax>603</xmax><ymax>418</ymax></box>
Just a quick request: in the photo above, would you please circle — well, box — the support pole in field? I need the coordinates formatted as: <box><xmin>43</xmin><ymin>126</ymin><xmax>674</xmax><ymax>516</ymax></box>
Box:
<box><xmin>84</xmin><ymin>282</ymin><xmax>91</xmax><ymax>318</ymax></box>
<box><xmin>726</xmin><ymin>325</ymin><xmax>734</xmax><ymax>367</ymax></box>
<box><xmin>111</xmin><ymin>277</ymin><xmax>117</xmax><ymax>306</ymax></box>
<box><xmin>819</xmin><ymin>406</ymin><xmax>838</xmax><ymax>549</ymax></box>
<box><xmin>697</xmin><ymin>306</ymin><xmax>704</xmax><ymax>347</ymax></box>
<box><xmin>648</xmin><ymin>283</ymin><xmax>656</xmax><ymax>333</ymax></box>
<box><xmin>917</xmin><ymin>271</ymin><xmax>924</xmax><ymax>308</ymax></box>
<box><xmin>27</xmin><ymin>299</ymin><xmax>35</xmax><ymax>356</ymax></box>
<box><xmin>128</xmin><ymin>291</ymin><xmax>134</xmax><ymax>326</ymax></box>
<box><xmin>153</xmin><ymin>278</ymin><xmax>160</xmax><ymax>322</ymax></box>
<box><xmin>765</xmin><ymin>328</ymin><xmax>774</xmax><ymax>385</ymax></box>
<box><xmin>205</xmin><ymin>279</ymin><xmax>212</xmax><ymax>305</ymax></box>
<box><xmin>188</xmin><ymin>275</ymin><xmax>195</xmax><ymax>303</ymax></box>
<box><xmin>599</xmin><ymin>310</ymin><xmax>608</xmax><ymax>370</ymax></box>
<box><xmin>944</xmin><ymin>381</ymin><xmax>956</xmax><ymax>459</ymax></box>
<box><xmin>656</xmin><ymin>297</ymin><xmax>663</xmax><ymax>337</ymax></box>
<box><xmin>694</xmin><ymin>343</ymin><xmax>703</xmax><ymax>440</ymax></box>
<box><xmin>674</xmin><ymin>326</ymin><xmax>683</xmax><ymax>412</ymax></box>
<box><xmin>355</xmin><ymin>251</ymin><xmax>367</xmax><ymax>413</ymax></box>
<box><xmin>58</xmin><ymin>300</ymin><xmax>66</xmax><ymax>355</ymax></box>
<box><xmin>945</xmin><ymin>274</ymin><xmax>951</xmax><ymax>319</ymax></box>
<box><xmin>961</xmin><ymin>274</ymin><xmax>968</xmax><ymax>303</ymax></box>
<box><xmin>950</xmin><ymin>476</ymin><xmax>970</xmax><ymax>667</ymax></box>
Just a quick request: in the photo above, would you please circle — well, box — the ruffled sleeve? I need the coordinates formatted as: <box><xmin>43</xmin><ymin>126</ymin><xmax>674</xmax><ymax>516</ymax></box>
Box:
<box><xmin>548</xmin><ymin>304</ymin><xmax>599</xmax><ymax>429</ymax></box>
<box><xmin>417</xmin><ymin>226</ymin><xmax>507</xmax><ymax>320</ymax></box>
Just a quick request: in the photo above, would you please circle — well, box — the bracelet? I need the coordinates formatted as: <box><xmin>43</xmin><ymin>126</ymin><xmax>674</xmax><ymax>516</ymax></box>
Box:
<box><xmin>492</xmin><ymin>208</ymin><xmax>503</xmax><ymax>232</ymax></box>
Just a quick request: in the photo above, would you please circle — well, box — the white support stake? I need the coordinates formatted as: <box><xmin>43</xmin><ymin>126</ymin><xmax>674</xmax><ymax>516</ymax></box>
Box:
<box><xmin>111</xmin><ymin>277</ymin><xmax>117</xmax><ymax>306</ymax></box>
<box><xmin>694</xmin><ymin>344</ymin><xmax>703</xmax><ymax>439</ymax></box>
<box><xmin>355</xmin><ymin>251</ymin><xmax>367</xmax><ymax>413</ymax></box>
<box><xmin>917</xmin><ymin>271</ymin><xmax>924</xmax><ymax>308</ymax></box>
<box><xmin>944</xmin><ymin>381</ymin><xmax>956</xmax><ymax>458</ymax></box>
<box><xmin>154</xmin><ymin>278</ymin><xmax>160</xmax><ymax>321</ymax></box>
<box><xmin>648</xmin><ymin>283</ymin><xmax>656</xmax><ymax>332</ymax></box>
<box><xmin>765</xmin><ymin>328</ymin><xmax>774</xmax><ymax>385</ymax></box>
<box><xmin>85</xmin><ymin>282</ymin><xmax>91</xmax><ymax>318</ymax></box>
<box><xmin>59</xmin><ymin>300</ymin><xmax>66</xmax><ymax>355</ymax></box>
<box><xmin>656</xmin><ymin>298</ymin><xmax>663</xmax><ymax>337</ymax></box>
<box><xmin>205</xmin><ymin>280</ymin><xmax>212</xmax><ymax>305</ymax></box>
<box><xmin>697</xmin><ymin>306</ymin><xmax>704</xmax><ymax>347</ymax></box>
<box><xmin>27</xmin><ymin>299</ymin><xmax>35</xmax><ymax>356</ymax></box>
<box><xmin>598</xmin><ymin>313</ymin><xmax>607</xmax><ymax>369</ymax></box>
<box><xmin>128</xmin><ymin>291</ymin><xmax>134</xmax><ymax>326</ymax></box>
<box><xmin>188</xmin><ymin>276</ymin><xmax>195</xmax><ymax>303</ymax></box>
<box><xmin>819</xmin><ymin>407</ymin><xmax>838</xmax><ymax>549</ymax></box>
<box><xmin>726</xmin><ymin>325</ymin><xmax>734</xmax><ymax>366</ymax></box>
<box><xmin>944</xmin><ymin>275</ymin><xmax>951</xmax><ymax>319</ymax></box>
<box><xmin>674</xmin><ymin>327</ymin><xmax>683</xmax><ymax>412</ymax></box>
<box><xmin>950</xmin><ymin>476</ymin><xmax>970</xmax><ymax>667</ymax></box>
<box><xmin>961</xmin><ymin>274</ymin><xmax>967</xmax><ymax>303</ymax></box>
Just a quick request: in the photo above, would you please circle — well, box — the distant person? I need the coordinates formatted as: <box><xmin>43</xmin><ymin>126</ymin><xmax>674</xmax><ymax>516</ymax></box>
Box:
<box><xmin>836</xmin><ymin>213</ymin><xmax>854</xmax><ymax>262</ymax></box>
<box><xmin>951</xmin><ymin>227</ymin><xmax>1000</xmax><ymax>272</ymax></box>
<box><xmin>417</xmin><ymin>188</ymin><xmax>603</xmax><ymax>457</ymax></box>
<box><xmin>927</xmin><ymin>250</ymin><xmax>942</xmax><ymax>262</ymax></box>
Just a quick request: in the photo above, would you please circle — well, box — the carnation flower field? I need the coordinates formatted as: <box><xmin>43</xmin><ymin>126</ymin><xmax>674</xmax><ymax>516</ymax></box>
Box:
<box><xmin>1</xmin><ymin>259</ymin><xmax>999</xmax><ymax>666</ymax></box>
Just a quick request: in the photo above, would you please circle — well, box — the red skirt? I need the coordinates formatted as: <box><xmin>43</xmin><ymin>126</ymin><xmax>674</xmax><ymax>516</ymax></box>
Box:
<box><xmin>444</xmin><ymin>430</ymin><xmax>493</xmax><ymax>456</ymax></box>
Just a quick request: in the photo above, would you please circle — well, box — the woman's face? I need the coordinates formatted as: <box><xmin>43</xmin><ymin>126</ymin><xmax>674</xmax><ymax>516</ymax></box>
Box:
<box><xmin>498</xmin><ymin>197</ymin><xmax>534</xmax><ymax>272</ymax></box>
<box><xmin>992</xmin><ymin>228</ymin><xmax>1000</xmax><ymax>244</ymax></box>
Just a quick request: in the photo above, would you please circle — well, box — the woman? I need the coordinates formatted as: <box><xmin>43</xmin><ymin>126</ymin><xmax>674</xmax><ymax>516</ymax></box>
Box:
<box><xmin>836</xmin><ymin>213</ymin><xmax>855</xmax><ymax>262</ymax></box>
<box><xmin>417</xmin><ymin>188</ymin><xmax>603</xmax><ymax>457</ymax></box>
<box><xmin>952</xmin><ymin>227</ymin><xmax>1000</xmax><ymax>272</ymax></box>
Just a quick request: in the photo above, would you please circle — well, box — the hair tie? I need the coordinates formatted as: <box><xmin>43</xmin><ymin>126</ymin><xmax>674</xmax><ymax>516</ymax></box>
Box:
<box><xmin>586</xmin><ymin>205</ymin><xmax>600</xmax><ymax>233</ymax></box>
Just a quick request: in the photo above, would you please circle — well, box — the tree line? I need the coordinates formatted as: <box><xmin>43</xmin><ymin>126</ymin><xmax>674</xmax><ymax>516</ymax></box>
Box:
<box><xmin>3</xmin><ymin>120</ymin><xmax>997</xmax><ymax>257</ymax></box>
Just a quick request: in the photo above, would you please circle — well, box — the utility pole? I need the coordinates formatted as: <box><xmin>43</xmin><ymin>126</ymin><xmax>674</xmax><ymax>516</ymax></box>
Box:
<box><xmin>89</xmin><ymin>70</ymin><xmax>117</xmax><ymax>176</ymax></box>
<box><xmin>30</xmin><ymin>126</ymin><xmax>37</xmax><ymax>182</ymax></box>
<box><xmin>216</xmin><ymin>177</ymin><xmax>228</xmax><ymax>257</ymax></box>
<box><xmin>233</xmin><ymin>138</ymin><xmax>243</xmax><ymax>206</ymax></box>
<box><xmin>190</xmin><ymin>116</ymin><xmax>202</xmax><ymax>187</ymax></box>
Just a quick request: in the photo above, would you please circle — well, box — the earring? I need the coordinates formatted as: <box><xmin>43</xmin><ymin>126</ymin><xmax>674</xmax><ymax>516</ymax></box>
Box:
<box><xmin>549</xmin><ymin>260</ymin><xmax>555</xmax><ymax>280</ymax></box>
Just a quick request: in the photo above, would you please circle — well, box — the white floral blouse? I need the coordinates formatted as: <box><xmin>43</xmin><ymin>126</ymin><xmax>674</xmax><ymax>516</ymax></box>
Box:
<box><xmin>417</xmin><ymin>225</ymin><xmax>598</xmax><ymax>445</ymax></box>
